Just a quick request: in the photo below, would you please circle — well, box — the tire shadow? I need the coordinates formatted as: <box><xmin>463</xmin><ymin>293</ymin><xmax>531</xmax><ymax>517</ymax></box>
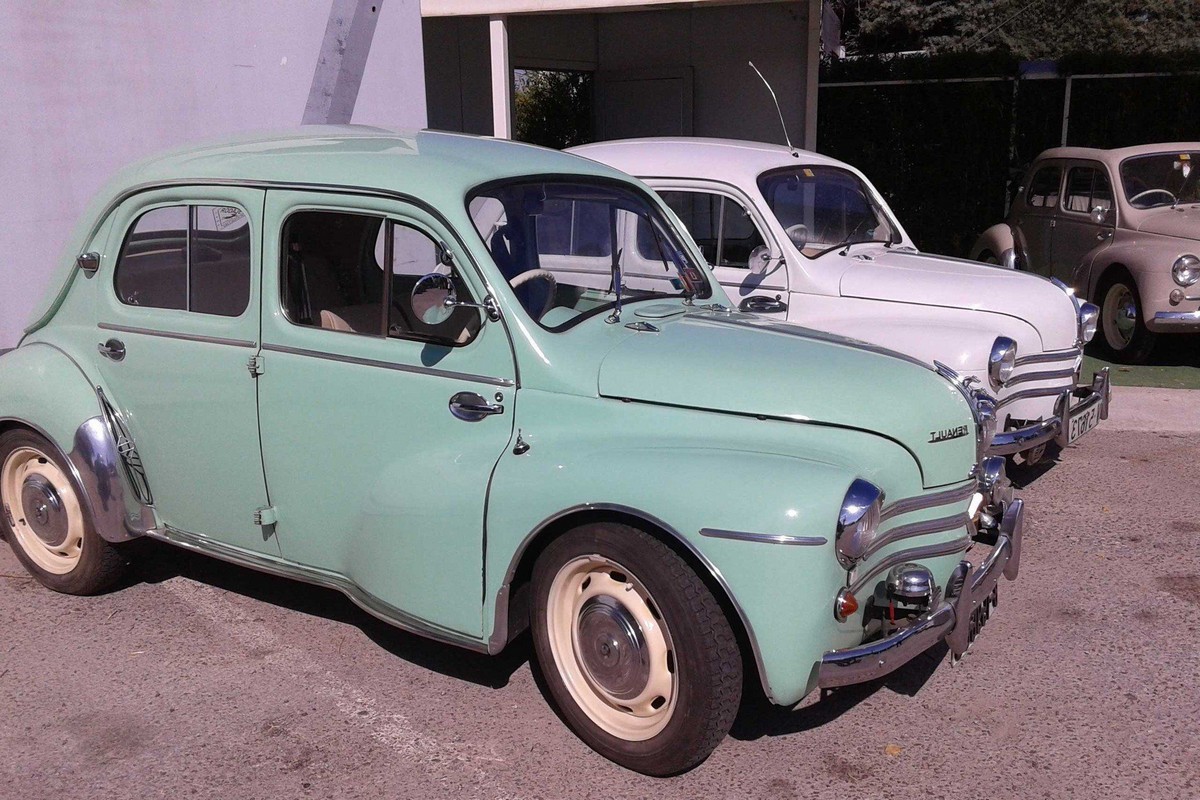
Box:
<box><xmin>123</xmin><ymin>537</ymin><xmax>530</xmax><ymax>690</ymax></box>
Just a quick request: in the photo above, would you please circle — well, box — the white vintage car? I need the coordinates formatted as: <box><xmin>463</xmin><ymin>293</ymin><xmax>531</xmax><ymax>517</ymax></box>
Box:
<box><xmin>571</xmin><ymin>138</ymin><xmax>1111</xmax><ymax>462</ymax></box>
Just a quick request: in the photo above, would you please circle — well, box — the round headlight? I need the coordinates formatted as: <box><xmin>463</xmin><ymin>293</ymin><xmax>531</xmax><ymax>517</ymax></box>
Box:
<box><xmin>835</xmin><ymin>479</ymin><xmax>884</xmax><ymax>569</ymax></box>
<box><xmin>987</xmin><ymin>336</ymin><xmax>1017</xmax><ymax>390</ymax></box>
<box><xmin>1078</xmin><ymin>301</ymin><xmax>1099</xmax><ymax>343</ymax></box>
<box><xmin>1173</xmin><ymin>255</ymin><xmax>1200</xmax><ymax>287</ymax></box>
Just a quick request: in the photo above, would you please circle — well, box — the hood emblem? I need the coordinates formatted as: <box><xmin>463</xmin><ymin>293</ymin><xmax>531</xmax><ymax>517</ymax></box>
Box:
<box><xmin>929</xmin><ymin>425</ymin><xmax>970</xmax><ymax>443</ymax></box>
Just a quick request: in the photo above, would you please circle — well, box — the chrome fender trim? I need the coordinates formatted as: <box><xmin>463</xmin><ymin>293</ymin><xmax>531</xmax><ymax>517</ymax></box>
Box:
<box><xmin>488</xmin><ymin>502</ymin><xmax>776</xmax><ymax>702</ymax></box>
<box><xmin>68</xmin><ymin>416</ymin><xmax>155</xmax><ymax>543</ymax></box>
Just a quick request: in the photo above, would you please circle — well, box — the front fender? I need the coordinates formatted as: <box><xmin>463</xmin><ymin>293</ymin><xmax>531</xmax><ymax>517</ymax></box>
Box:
<box><xmin>970</xmin><ymin>223</ymin><xmax>1015</xmax><ymax>262</ymax></box>
<box><xmin>484</xmin><ymin>390</ymin><xmax>926</xmax><ymax>705</ymax></box>
<box><xmin>0</xmin><ymin>343</ymin><xmax>154</xmax><ymax>542</ymax></box>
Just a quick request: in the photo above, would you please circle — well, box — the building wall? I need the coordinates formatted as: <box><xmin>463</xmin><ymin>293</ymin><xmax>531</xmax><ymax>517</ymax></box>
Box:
<box><xmin>424</xmin><ymin>3</ymin><xmax>809</xmax><ymax>145</ymax></box>
<box><xmin>0</xmin><ymin>0</ymin><xmax>426</xmax><ymax>347</ymax></box>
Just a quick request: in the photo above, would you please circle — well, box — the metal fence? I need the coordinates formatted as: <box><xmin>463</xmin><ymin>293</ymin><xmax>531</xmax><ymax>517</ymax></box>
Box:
<box><xmin>817</xmin><ymin>71</ymin><xmax>1200</xmax><ymax>257</ymax></box>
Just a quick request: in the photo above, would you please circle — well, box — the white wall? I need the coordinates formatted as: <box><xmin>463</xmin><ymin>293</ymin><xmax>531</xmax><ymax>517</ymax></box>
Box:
<box><xmin>0</xmin><ymin>0</ymin><xmax>426</xmax><ymax>347</ymax></box>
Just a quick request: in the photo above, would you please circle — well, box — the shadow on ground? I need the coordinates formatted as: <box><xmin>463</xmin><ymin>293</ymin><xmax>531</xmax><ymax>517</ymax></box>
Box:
<box><xmin>124</xmin><ymin>538</ymin><xmax>531</xmax><ymax>690</ymax></box>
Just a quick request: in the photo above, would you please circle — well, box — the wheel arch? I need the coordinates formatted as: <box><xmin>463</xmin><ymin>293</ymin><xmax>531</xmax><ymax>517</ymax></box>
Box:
<box><xmin>970</xmin><ymin>223</ymin><xmax>1015</xmax><ymax>262</ymax></box>
<box><xmin>488</xmin><ymin>502</ymin><xmax>772</xmax><ymax>702</ymax></box>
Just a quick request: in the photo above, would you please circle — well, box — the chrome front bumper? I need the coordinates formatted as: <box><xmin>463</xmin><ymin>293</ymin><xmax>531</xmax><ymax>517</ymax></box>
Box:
<box><xmin>1154</xmin><ymin>310</ymin><xmax>1200</xmax><ymax>330</ymax></box>
<box><xmin>816</xmin><ymin>498</ymin><xmax>1024</xmax><ymax>689</ymax></box>
<box><xmin>989</xmin><ymin>368</ymin><xmax>1111</xmax><ymax>456</ymax></box>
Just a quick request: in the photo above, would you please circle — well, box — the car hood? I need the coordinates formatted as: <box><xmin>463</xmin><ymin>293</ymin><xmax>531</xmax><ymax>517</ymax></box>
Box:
<box><xmin>597</xmin><ymin>310</ymin><xmax>976</xmax><ymax>488</ymax></box>
<box><xmin>836</xmin><ymin>248</ymin><xmax>1078</xmax><ymax>350</ymax></box>
<box><xmin>1137</xmin><ymin>206</ymin><xmax>1200</xmax><ymax>242</ymax></box>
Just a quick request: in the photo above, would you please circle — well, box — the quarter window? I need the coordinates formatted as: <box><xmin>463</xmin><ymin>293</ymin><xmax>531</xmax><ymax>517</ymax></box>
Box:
<box><xmin>1026</xmin><ymin>166</ymin><xmax>1062</xmax><ymax>209</ymax></box>
<box><xmin>281</xmin><ymin>210</ymin><xmax>481</xmax><ymax>346</ymax></box>
<box><xmin>650</xmin><ymin>191</ymin><xmax>766</xmax><ymax>269</ymax></box>
<box><xmin>115</xmin><ymin>204</ymin><xmax>251</xmax><ymax>316</ymax></box>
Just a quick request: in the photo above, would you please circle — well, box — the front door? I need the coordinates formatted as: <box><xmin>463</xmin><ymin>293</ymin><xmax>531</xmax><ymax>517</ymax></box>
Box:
<box><xmin>94</xmin><ymin>187</ymin><xmax>276</xmax><ymax>555</ymax></box>
<box><xmin>1053</xmin><ymin>161</ymin><xmax>1116</xmax><ymax>285</ymax></box>
<box><xmin>257</xmin><ymin>191</ymin><xmax>517</xmax><ymax>637</ymax></box>
<box><xmin>649</xmin><ymin>184</ymin><xmax>789</xmax><ymax>314</ymax></box>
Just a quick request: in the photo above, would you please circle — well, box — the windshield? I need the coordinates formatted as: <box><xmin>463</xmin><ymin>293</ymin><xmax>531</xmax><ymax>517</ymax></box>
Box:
<box><xmin>758</xmin><ymin>166</ymin><xmax>898</xmax><ymax>257</ymax></box>
<box><xmin>1120</xmin><ymin>152</ymin><xmax>1200</xmax><ymax>208</ymax></box>
<box><xmin>467</xmin><ymin>179</ymin><xmax>711</xmax><ymax>331</ymax></box>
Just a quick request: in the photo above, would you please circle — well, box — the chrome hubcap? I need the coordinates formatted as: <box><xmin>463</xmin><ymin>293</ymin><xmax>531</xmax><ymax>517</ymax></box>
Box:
<box><xmin>21</xmin><ymin>474</ymin><xmax>67</xmax><ymax>547</ymax></box>
<box><xmin>576</xmin><ymin>595</ymin><xmax>650</xmax><ymax>701</ymax></box>
<box><xmin>1103</xmin><ymin>283</ymin><xmax>1138</xmax><ymax>349</ymax></box>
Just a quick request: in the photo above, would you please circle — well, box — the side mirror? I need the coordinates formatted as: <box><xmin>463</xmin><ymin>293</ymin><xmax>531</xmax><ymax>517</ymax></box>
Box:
<box><xmin>1091</xmin><ymin>205</ymin><xmax>1110</xmax><ymax>225</ymax></box>
<box><xmin>411</xmin><ymin>272</ymin><xmax>457</xmax><ymax>325</ymax></box>
<box><xmin>747</xmin><ymin>245</ymin><xmax>775</xmax><ymax>274</ymax></box>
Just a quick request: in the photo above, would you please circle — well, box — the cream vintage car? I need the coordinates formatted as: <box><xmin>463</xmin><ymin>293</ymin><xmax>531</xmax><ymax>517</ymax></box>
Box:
<box><xmin>573</xmin><ymin>138</ymin><xmax>1110</xmax><ymax>463</ymax></box>
<box><xmin>973</xmin><ymin>143</ymin><xmax>1200</xmax><ymax>363</ymax></box>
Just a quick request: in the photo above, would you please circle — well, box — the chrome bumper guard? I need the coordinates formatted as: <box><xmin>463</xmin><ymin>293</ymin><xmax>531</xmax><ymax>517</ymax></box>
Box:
<box><xmin>816</xmin><ymin>498</ymin><xmax>1024</xmax><ymax>689</ymax></box>
<box><xmin>989</xmin><ymin>368</ymin><xmax>1111</xmax><ymax>455</ymax></box>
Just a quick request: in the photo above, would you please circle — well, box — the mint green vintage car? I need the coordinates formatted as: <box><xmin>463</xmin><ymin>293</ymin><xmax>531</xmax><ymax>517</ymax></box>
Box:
<box><xmin>0</xmin><ymin>128</ymin><xmax>1022</xmax><ymax>775</ymax></box>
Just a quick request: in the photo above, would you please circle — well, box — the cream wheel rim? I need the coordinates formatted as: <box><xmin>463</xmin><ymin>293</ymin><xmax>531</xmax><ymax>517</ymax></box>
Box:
<box><xmin>1102</xmin><ymin>282</ymin><xmax>1138</xmax><ymax>350</ymax></box>
<box><xmin>546</xmin><ymin>555</ymin><xmax>678</xmax><ymax>741</ymax></box>
<box><xmin>1</xmin><ymin>446</ymin><xmax>85</xmax><ymax>574</ymax></box>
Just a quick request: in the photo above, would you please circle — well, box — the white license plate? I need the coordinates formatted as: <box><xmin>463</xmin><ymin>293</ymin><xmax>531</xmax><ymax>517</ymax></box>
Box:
<box><xmin>1067</xmin><ymin>403</ymin><xmax>1101</xmax><ymax>443</ymax></box>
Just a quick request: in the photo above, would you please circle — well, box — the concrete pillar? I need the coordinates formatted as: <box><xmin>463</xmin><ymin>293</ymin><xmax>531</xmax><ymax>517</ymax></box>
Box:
<box><xmin>302</xmin><ymin>0</ymin><xmax>383</xmax><ymax>125</ymax></box>
<box><xmin>803</xmin><ymin>0</ymin><xmax>821</xmax><ymax>150</ymax></box>
<box><xmin>490</xmin><ymin>15</ymin><xmax>512</xmax><ymax>138</ymax></box>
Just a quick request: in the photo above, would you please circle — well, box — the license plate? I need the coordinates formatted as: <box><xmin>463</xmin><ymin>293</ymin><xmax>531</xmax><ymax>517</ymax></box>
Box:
<box><xmin>1067</xmin><ymin>402</ymin><xmax>1101</xmax><ymax>443</ymax></box>
<box><xmin>954</xmin><ymin>585</ymin><xmax>998</xmax><ymax>662</ymax></box>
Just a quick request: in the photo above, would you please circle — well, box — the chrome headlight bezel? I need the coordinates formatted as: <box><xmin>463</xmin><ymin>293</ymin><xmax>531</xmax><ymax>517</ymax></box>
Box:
<box><xmin>1172</xmin><ymin>254</ymin><xmax>1200</xmax><ymax>287</ymax></box>
<box><xmin>1078</xmin><ymin>301</ymin><xmax>1099</xmax><ymax>343</ymax></box>
<box><xmin>835</xmin><ymin>479</ymin><xmax>884</xmax><ymax>569</ymax></box>
<box><xmin>987</xmin><ymin>336</ymin><xmax>1017</xmax><ymax>390</ymax></box>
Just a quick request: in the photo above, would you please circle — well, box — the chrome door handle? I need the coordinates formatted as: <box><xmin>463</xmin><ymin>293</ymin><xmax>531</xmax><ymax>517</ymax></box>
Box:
<box><xmin>97</xmin><ymin>338</ymin><xmax>126</xmax><ymax>362</ymax></box>
<box><xmin>1097</xmin><ymin>229</ymin><xmax>1113</xmax><ymax>240</ymax></box>
<box><xmin>739</xmin><ymin>295</ymin><xmax>788</xmax><ymax>314</ymax></box>
<box><xmin>449</xmin><ymin>391</ymin><xmax>504</xmax><ymax>422</ymax></box>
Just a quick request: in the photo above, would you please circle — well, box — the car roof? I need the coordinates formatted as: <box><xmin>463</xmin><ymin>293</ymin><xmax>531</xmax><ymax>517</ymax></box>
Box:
<box><xmin>570</xmin><ymin>137</ymin><xmax>852</xmax><ymax>180</ymax></box>
<box><xmin>1037</xmin><ymin>142</ymin><xmax>1200</xmax><ymax>167</ymax></box>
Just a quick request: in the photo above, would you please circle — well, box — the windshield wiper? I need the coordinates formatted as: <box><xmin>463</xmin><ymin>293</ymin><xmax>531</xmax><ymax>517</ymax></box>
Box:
<box><xmin>823</xmin><ymin>239</ymin><xmax>893</xmax><ymax>257</ymax></box>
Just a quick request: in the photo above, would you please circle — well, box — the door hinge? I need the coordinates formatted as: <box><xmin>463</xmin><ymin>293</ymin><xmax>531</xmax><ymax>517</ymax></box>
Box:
<box><xmin>254</xmin><ymin>506</ymin><xmax>278</xmax><ymax>526</ymax></box>
<box><xmin>247</xmin><ymin>355</ymin><xmax>265</xmax><ymax>377</ymax></box>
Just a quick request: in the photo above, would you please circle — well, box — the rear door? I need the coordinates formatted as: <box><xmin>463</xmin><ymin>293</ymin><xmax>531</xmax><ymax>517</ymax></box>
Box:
<box><xmin>94</xmin><ymin>187</ymin><xmax>276</xmax><ymax>555</ymax></box>
<box><xmin>1016</xmin><ymin>161</ymin><xmax>1063</xmax><ymax>275</ymax></box>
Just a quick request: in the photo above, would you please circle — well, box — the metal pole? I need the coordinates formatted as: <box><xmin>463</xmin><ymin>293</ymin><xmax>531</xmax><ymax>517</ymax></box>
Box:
<box><xmin>1060</xmin><ymin>75</ymin><xmax>1072</xmax><ymax>146</ymax></box>
<box><xmin>803</xmin><ymin>0</ymin><xmax>821</xmax><ymax>150</ymax></box>
<box><xmin>490</xmin><ymin>15</ymin><xmax>512</xmax><ymax>139</ymax></box>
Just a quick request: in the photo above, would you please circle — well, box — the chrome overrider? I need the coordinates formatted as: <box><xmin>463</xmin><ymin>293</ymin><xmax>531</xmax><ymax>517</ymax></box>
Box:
<box><xmin>817</xmin><ymin>493</ymin><xmax>1024</xmax><ymax>689</ymax></box>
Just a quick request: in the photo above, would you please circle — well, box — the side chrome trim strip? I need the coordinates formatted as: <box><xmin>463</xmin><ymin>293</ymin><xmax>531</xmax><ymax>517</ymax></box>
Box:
<box><xmin>146</xmin><ymin>526</ymin><xmax>489</xmax><ymax>653</ymax></box>
<box><xmin>97</xmin><ymin>322</ymin><xmax>256</xmax><ymax>349</ymax></box>
<box><xmin>699</xmin><ymin>528</ymin><xmax>827</xmax><ymax>546</ymax></box>
<box><xmin>492</xmin><ymin>502</ymin><xmax>777</xmax><ymax>702</ymax></box>
<box><xmin>1014</xmin><ymin>348</ymin><xmax>1081</xmax><ymax>367</ymax></box>
<box><xmin>862</xmin><ymin>513</ymin><xmax>969</xmax><ymax>560</ymax></box>
<box><xmin>261</xmin><ymin>343</ymin><xmax>516</xmax><ymax>388</ymax></box>
<box><xmin>1005</xmin><ymin>367</ymin><xmax>1078</xmax><ymax>387</ymax></box>
<box><xmin>879</xmin><ymin>482</ymin><xmax>974</xmax><ymax>523</ymax></box>
<box><xmin>849</xmin><ymin>536</ymin><xmax>971</xmax><ymax>595</ymax></box>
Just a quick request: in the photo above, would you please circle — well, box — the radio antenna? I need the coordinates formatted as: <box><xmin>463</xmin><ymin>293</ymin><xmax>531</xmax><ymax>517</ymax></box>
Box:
<box><xmin>748</xmin><ymin>61</ymin><xmax>796</xmax><ymax>154</ymax></box>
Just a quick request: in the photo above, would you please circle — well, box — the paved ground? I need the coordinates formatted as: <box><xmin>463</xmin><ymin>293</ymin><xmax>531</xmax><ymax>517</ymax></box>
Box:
<box><xmin>2</xmin><ymin>428</ymin><xmax>1197</xmax><ymax>799</ymax></box>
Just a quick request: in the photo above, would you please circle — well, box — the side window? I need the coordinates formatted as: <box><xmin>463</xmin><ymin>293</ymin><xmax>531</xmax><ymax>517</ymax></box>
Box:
<box><xmin>115</xmin><ymin>204</ymin><xmax>251</xmax><ymax>316</ymax></box>
<box><xmin>281</xmin><ymin>210</ymin><xmax>480</xmax><ymax>346</ymax></box>
<box><xmin>1064</xmin><ymin>166</ymin><xmax>1113</xmax><ymax>215</ymax></box>
<box><xmin>1026</xmin><ymin>166</ymin><xmax>1062</xmax><ymax>209</ymax></box>
<box><xmin>651</xmin><ymin>191</ymin><xmax>766</xmax><ymax>269</ymax></box>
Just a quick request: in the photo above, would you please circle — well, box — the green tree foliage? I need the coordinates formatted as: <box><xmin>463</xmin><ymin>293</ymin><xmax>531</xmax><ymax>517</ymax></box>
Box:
<box><xmin>839</xmin><ymin>0</ymin><xmax>1200</xmax><ymax>59</ymax></box>
<box><xmin>513</xmin><ymin>70</ymin><xmax>594</xmax><ymax>150</ymax></box>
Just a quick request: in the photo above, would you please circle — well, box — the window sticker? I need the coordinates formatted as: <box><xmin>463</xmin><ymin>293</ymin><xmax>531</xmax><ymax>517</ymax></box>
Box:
<box><xmin>212</xmin><ymin>206</ymin><xmax>246</xmax><ymax>230</ymax></box>
<box><xmin>802</xmin><ymin>168</ymin><xmax>814</xmax><ymax>177</ymax></box>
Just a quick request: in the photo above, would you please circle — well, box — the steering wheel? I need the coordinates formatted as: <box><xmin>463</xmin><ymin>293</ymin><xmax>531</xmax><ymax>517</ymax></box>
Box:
<box><xmin>1129</xmin><ymin>188</ymin><xmax>1176</xmax><ymax>207</ymax></box>
<box><xmin>784</xmin><ymin>223</ymin><xmax>810</xmax><ymax>249</ymax></box>
<box><xmin>509</xmin><ymin>269</ymin><xmax>557</xmax><ymax>320</ymax></box>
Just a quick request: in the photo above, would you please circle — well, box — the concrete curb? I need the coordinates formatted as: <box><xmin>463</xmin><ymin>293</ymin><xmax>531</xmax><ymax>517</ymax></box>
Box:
<box><xmin>1103</xmin><ymin>386</ymin><xmax>1200</xmax><ymax>433</ymax></box>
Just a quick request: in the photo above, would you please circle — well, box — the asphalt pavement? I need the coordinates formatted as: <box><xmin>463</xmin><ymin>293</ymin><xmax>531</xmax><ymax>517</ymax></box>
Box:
<box><xmin>1</xmin><ymin>425</ymin><xmax>1197</xmax><ymax>799</ymax></box>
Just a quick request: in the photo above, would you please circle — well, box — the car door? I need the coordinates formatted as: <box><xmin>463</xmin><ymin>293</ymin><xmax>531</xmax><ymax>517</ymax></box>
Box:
<box><xmin>1015</xmin><ymin>161</ymin><xmax>1063</xmax><ymax>275</ymax></box>
<box><xmin>257</xmin><ymin>190</ymin><xmax>517</xmax><ymax>637</ymax></box>
<box><xmin>648</xmin><ymin>184</ymin><xmax>789</xmax><ymax>314</ymax></box>
<box><xmin>1053</xmin><ymin>161</ymin><xmax>1116</xmax><ymax>284</ymax></box>
<box><xmin>93</xmin><ymin>187</ymin><xmax>277</xmax><ymax>556</ymax></box>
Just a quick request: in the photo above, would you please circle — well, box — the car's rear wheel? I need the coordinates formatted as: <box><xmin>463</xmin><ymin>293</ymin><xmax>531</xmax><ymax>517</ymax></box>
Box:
<box><xmin>530</xmin><ymin>522</ymin><xmax>742</xmax><ymax>776</ymax></box>
<box><xmin>0</xmin><ymin>429</ymin><xmax>124</xmax><ymax>594</ymax></box>
<box><xmin>1099</xmin><ymin>273</ymin><xmax>1157</xmax><ymax>364</ymax></box>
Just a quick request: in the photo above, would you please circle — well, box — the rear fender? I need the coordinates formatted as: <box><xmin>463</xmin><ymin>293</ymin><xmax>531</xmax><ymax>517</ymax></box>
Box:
<box><xmin>970</xmin><ymin>223</ymin><xmax>1016</xmax><ymax>264</ymax></box>
<box><xmin>0</xmin><ymin>344</ymin><xmax>154</xmax><ymax>542</ymax></box>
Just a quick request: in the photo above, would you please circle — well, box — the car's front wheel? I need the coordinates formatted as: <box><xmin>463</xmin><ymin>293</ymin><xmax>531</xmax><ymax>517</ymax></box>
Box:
<box><xmin>0</xmin><ymin>429</ymin><xmax>125</xmax><ymax>594</ymax></box>
<box><xmin>1099</xmin><ymin>272</ymin><xmax>1157</xmax><ymax>364</ymax></box>
<box><xmin>531</xmin><ymin>522</ymin><xmax>742</xmax><ymax>775</ymax></box>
